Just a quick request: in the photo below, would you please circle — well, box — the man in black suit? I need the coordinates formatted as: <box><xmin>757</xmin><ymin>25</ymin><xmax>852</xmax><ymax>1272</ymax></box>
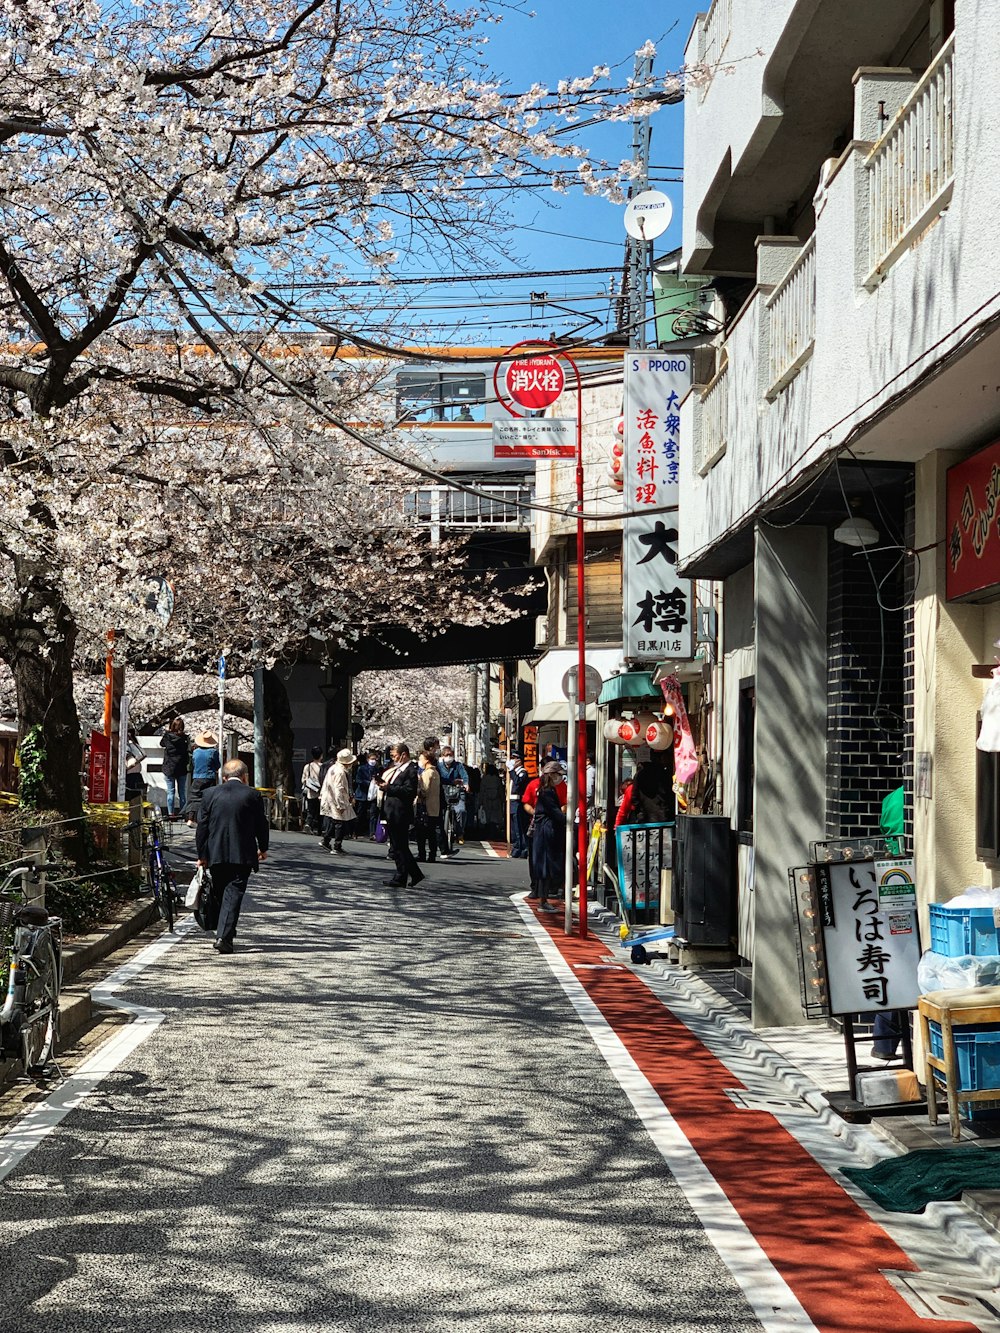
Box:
<box><xmin>196</xmin><ymin>759</ymin><xmax>269</xmax><ymax>955</ymax></box>
<box><xmin>377</xmin><ymin>744</ymin><xmax>423</xmax><ymax>888</ymax></box>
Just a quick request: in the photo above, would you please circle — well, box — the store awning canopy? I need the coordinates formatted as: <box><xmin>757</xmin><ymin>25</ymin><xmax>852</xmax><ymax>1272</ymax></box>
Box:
<box><xmin>523</xmin><ymin>701</ymin><xmax>598</xmax><ymax>725</ymax></box>
<box><xmin>597</xmin><ymin>671</ymin><xmax>660</xmax><ymax>707</ymax></box>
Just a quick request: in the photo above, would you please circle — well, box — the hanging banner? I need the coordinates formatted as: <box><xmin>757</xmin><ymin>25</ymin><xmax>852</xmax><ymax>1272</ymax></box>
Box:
<box><xmin>623</xmin><ymin>353</ymin><xmax>693</xmax><ymax>662</ymax></box>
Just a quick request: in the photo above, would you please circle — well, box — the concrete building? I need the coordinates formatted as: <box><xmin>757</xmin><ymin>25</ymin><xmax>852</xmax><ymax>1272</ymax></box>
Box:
<box><xmin>679</xmin><ymin>0</ymin><xmax>1000</xmax><ymax>1026</ymax></box>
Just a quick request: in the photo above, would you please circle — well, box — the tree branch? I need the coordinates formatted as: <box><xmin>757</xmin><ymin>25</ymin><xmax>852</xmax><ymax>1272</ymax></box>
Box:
<box><xmin>139</xmin><ymin>694</ymin><xmax>254</xmax><ymax>734</ymax></box>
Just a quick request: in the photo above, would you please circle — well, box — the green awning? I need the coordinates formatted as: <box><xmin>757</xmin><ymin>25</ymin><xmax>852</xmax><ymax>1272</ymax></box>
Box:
<box><xmin>597</xmin><ymin>671</ymin><xmax>660</xmax><ymax>706</ymax></box>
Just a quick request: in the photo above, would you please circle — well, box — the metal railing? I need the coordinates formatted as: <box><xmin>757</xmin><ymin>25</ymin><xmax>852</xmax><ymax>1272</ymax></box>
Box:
<box><xmin>866</xmin><ymin>35</ymin><xmax>955</xmax><ymax>286</ymax></box>
<box><xmin>404</xmin><ymin>485</ymin><xmax>532</xmax><ymax>530</ymax></box>
<box><xmin>697</xmin><ymin>356</ymin><xmax>729</xmax><ymax>475</ymax></box>
<box><xmin>765</xmin><ymin>235</ymin><xmax>816</xmax><ymax>398</ymax></box>
<box><xmin>698</xmin><ymin>0</ymin><xmax>732</xmax><ymax>99</ymax></box>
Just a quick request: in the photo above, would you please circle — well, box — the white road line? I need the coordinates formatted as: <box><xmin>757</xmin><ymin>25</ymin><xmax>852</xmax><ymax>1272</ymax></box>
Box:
<box><xmin>513</xmin><ymin>892</ymin><xmax>819</xmax><ymax>1333</ymax></box>
<box><xmin>479</xmin><ymin>841</ymin><xmax>502</xmax><ymax>858</ymax></box>
<box><xmin>0</xmin><ymin>916</ymin><xmax>199</xmax><ymax>1184</ymax></box>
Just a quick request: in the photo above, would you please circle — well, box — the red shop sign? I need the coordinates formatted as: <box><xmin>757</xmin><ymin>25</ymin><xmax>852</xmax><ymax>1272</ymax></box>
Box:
<box><xmin>88</xmin><ymin>729</ymin><xmax>112</xmax><ymax>804</ymax></box>
<box><xmin>946</xmin><ymin>440</ymin><xmax>1000</xmax><ymax>601</ymax></box>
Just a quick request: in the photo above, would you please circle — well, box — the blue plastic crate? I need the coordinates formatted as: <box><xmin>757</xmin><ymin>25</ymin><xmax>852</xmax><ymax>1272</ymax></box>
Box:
<box><xmin>928</xmin><ymin>903</ymin><xmax>1000</xmax><ymax>957</ymax></box>
<box><xmin>928</xmin><ymin>1020</ymin><xmax>1000</xmax><ymax>1091</ymax></box>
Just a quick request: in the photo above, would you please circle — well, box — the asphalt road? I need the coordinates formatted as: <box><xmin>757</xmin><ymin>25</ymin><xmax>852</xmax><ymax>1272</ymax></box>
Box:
<box><xmin>0</xmin><ymin>830</ymin><xmax>763</xmax><ymax>1333</ymax></box>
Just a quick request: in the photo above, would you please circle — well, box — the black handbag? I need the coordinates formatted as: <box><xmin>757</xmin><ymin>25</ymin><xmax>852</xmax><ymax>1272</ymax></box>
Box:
<box><xmin>194</xmin><ymin>874</ymin><xmax>220</xmax><ymax>931</ymax></box>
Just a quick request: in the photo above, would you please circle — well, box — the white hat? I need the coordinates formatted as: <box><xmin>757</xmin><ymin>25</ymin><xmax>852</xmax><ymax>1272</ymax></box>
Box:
<box><xmin>336</xmin><ymin>748</ymin><xmax>357</xmax><ymax>765</ymax></box>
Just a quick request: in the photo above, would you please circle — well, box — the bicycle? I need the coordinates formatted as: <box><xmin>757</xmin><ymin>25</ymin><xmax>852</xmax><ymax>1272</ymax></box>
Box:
<box><xmin>441</xmin><ymin>784</ymin><xmax>465</xmax><ymax>856</ymax></box>
<box><xmin>0</xmin><ymin>864</ymin><xmax>63</xmax><ymax>1076</ymax></box>
<box><xmin>145</xmin><ymin>808</ymin><xmax>181</xmax><ymax>931</ymax></box>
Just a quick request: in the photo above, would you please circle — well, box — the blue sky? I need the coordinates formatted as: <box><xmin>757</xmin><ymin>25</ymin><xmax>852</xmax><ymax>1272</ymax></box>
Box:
<box><xmin>481</xmin><ymin>2</ymin><xmax>701</xmax><ymax>274</ymax></box>
<box><xmin>372</xmin><ymin>1</ymin><xmax>705</xmax><ymax>346</ymax></box>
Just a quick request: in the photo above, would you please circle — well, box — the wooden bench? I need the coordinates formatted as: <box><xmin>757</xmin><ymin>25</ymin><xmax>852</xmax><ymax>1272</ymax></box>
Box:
<box><xmin>918</xmin><ymin>986</ymin><xmax>1000</xmax><ymax>1140</ymax></box>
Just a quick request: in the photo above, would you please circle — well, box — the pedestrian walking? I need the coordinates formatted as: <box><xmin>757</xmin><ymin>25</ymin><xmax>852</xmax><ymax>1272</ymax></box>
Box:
<box><xmin>160</xmin><ymin>716</ymin><xmax>189</xmax><ymax>818</ymax></box>
<box><xmin>186</xmin><ymin>730</ymin><xmax>221</xmax><ymax>827</ymax></box>
<box><xmin>300</xmin><ymin>745</ymin><xmax>324</xmax><ymax>834</ymax></box>
<box><xmin>195</xmin><ymin>759</ymin><xmax>269</xmax><ymax>955</ymax></box>
<box><xmin>524</xmin><ymin>762</ymin><xmax>566</xmax><ymax>913</ymax></box>
<box><xmin>378</xmin><ymin>744</ymin><xmax>423</xmax><ymax>888</ymax></box>
<box><xmin>415</xmin><ymin>749</ymin><xmax>441</xmax><ymax>863</ymax></box>
<box><xmin>507</xmin><ymin>754</ymin><xmax>530</xmax><ymax>857</ymax></box>
<box><xmin>123</xmin><ymin>727</ymin><xmax>147</xmax><ymax>802</ymax></box>
<box><xmin>320</xmin><ymin>748</ymin><xmax>356</xmax><ymax>853</ymax></box>
<box><xmin>354</xmin><ymin>748</ymin><xmax>379</xmax><ymax>840</ymax></box>
<box><xmin>466</xmin><ymin>761</ymin><xmax>481</xmax><ymax>832</ymax></box>
<box><xmin>522</xmin><ymin>761</ymin><xmax>567</xmax><ymax>901</ymax></box>
<box><xmin>479</xmin><ymin>762</ymin><xmax>504</xmax><ymax>837</ymax></box>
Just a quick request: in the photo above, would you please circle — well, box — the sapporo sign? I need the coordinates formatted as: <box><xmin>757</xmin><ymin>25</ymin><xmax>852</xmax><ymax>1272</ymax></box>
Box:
<box><xmin>946</xmin><ymin>438</ymin><xmax>1000</xmax><ymax>601</ymax></box>
<box><xmin>622</xmin><ymin>352</ymin><xmax>694</xmax><ymax>662</ymax></box>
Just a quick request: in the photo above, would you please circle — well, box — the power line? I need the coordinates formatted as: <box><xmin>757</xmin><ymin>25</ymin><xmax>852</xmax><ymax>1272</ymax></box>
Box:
<box><xmin>155</xmin><ymin>242</ymin><xmax>674</xmax><ymax>526</ymax></box>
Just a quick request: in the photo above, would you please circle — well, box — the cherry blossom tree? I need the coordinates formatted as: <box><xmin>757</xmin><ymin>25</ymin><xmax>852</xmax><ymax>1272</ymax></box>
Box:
<box><xmin>353</xmin><ymin>666</ymin><xmax>471</xmax><ymax>752</ymax></box>
<box><xmin>0</xmin><ymin>0</ymin><xmax>661</xmax><ymax>813</ymax></box>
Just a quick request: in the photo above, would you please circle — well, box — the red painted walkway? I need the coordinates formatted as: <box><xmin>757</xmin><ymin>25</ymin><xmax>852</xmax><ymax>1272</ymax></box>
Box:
<box><xmin>531</xmin><ymin>907</ymin><xmax>977</xmax><ymax>1333</ymax></box>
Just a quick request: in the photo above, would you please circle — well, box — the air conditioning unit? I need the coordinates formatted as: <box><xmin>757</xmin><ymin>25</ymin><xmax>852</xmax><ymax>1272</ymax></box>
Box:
<box><xmin>534</xmin><ymin>615</ymin><xmax>549</xmax><ymax>647</ymax></box>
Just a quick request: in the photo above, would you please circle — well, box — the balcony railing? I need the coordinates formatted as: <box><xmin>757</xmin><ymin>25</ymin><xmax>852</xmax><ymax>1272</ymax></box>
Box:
<box><xmin>697</xmin><ymin>356</ymin><xmax>729</xmax><ymax>475</ymax></box>
<box><xmin>765</xmin><ymin>236</ymin><xmax>816</xmax><ymax>399</ymax></box>
<box><xmin>404</xmin><ymin>485</ymin><xmax>532</xmax><ymax>531</ymax></box>
<box><xmin>866</xmin><ymin>34</ymin><xmax>955</xmax><ymax>287</ymax></box>
<box><xmin>698</xmin><ymin>0</ymin><xmax>732</xmax><ymax>100</ymax></box>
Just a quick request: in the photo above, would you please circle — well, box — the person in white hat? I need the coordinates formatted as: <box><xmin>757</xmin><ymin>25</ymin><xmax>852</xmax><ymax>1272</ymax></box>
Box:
<box><xmin>319</xmin><ymin>748</ymin><xmax>357</xmax><ymax>853</ymax></box>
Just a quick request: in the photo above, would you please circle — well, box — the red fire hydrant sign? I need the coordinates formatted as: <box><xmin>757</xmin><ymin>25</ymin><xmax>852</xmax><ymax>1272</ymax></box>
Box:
<box><xmin>504</xmin><ymin>355</ymin><xmax>565</xmax><ymax>410</ymax></box>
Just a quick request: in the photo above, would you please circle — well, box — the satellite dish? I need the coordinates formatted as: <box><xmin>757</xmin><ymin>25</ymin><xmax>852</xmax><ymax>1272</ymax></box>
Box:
<box><xmin>624</xmin><ymin>189</ymin><xmax>673</xmax><ymax>240</ymax></box>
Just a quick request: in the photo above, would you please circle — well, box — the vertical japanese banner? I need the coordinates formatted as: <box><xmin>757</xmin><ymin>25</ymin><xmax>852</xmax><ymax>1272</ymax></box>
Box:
<box><xmin>623</xmin><ymin>352</ymin><xmax>693</xmax><ymax>662</ymax></box>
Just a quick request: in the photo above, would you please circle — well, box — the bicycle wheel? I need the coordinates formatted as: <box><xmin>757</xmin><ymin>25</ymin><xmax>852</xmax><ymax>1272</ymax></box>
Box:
<box><xmin>149</xmin><ymin>851</ymin><xmax>174</xmax><ymax>931</ymax></box>
<box><xmin>20</xmin><ymin>935</ymin><xmax>59</xmax><ymax>1074</ymax></box>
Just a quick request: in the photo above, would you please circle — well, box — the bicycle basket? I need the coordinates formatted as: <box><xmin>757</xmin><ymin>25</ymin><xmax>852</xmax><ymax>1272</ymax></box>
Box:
<box><xmin>444</xmin><ymin>784</ymin><xmax>464</xmax><ymax>805</ymax></box>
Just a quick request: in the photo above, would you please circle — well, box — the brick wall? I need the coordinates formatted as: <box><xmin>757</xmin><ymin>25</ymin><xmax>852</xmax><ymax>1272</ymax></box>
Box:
<box><xmin>826</xmin><ymin>490</ymin><xmax>909</xmax><ymax>838</ymax></box>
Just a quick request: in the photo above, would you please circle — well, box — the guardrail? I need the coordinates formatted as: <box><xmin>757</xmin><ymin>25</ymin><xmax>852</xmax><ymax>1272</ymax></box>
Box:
<box><xmin>866</xmin><ymin>34</ymin><xmax>955</xmax><ymax>287</ymax></box>
<box><xmin>765</xmin><ymin>235</ymin><xmax>816</xmax><ymax>398</ymax></box>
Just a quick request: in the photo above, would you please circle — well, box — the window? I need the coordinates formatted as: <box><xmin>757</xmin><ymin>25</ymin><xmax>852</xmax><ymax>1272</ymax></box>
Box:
<box><xmin>395</xmin><ymin>370</ymin><xmax>486</xmax><ymax>423</ymax></box>
<box><xmin>737</xmin><ymin>677</ymin><xmax>755</xmax><ymax>838</ymax></box>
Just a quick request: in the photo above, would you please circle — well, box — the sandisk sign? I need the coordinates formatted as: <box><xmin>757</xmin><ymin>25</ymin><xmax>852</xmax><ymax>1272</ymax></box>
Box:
<box><xmin>504</xmin><ymin>355</ymin><xmax>565</xmax><ymax>409</ymax></box>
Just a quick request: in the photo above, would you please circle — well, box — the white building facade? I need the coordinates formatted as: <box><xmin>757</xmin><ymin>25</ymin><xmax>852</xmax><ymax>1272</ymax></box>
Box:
<box><xmin>680</xmin><ymin>0</ymin><xmax>1000</xmax><ymax>1025</ymax></box>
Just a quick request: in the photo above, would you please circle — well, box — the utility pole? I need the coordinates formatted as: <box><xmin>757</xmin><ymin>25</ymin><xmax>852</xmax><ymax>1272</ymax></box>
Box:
<box><xmin>620</xmin><ymin>50</ymin><xmax>654</xmax><ymax>347</ymax></box>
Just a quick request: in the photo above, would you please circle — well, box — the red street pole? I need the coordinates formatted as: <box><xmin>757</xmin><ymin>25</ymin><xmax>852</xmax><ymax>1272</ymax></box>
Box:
<box><xmin>571</xmin><ymin>356</ymin><xmax>588</xmax><ymax>940</ymax></box>
<box><xmin>497</xmin><ymin>339</ymin><xmax>589</xmax><ymax>939</ymax></box>
<box><xmin>103</xmin><ymin>629</ymin><xmax>115</xmax><ymax>738</ymax></box>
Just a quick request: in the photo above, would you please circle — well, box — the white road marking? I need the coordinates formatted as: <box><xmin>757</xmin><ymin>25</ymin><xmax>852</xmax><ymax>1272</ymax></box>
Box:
<box><xmin>513</xmin><ymin>891</ymin><xmax>819</xmax><ymax>1333</ymax></box>
<box><xmin>479</xmin><ymin>841</ymin><xmax>502</xmax><ymax>858</ymax></box>
<box><xmin>0</xmin><ymin>916</ymin><xmax>200</xmax><ymax>1184</ymax></box>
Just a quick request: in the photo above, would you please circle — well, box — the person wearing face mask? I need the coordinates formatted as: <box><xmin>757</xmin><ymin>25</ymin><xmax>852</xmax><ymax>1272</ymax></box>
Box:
<box><xmin>436</xmin><ymin>744</ymin><xmax>469</xmax><ymax>856</ymax></box>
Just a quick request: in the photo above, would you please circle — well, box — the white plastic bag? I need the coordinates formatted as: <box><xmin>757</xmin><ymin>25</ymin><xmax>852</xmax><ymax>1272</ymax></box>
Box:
<box><xmin>185</xmin><ymin>866</ymin><xmax>207</xmax><ymax>909</ymax></box>
<box><xmin>978</xmin><ymin>673</ymin><xmax>1000</xmax><ymax>751</ymax></box>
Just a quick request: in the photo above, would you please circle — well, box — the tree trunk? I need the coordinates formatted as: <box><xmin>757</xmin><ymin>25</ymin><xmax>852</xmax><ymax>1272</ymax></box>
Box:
<box><xmin>262</xmin><ymin>668</ymin><xmax>294</xmax><ymax>794</ymax></box>
<box><xmin>1</xmin><ymin>572</ymin><xmax>83</xmax><ymax>820</ymax></box>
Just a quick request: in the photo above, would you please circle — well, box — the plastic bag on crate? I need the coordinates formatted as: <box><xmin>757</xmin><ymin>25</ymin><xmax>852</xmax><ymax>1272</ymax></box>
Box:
<box><xmin>918</xmin><ymin>949</ymin><xmax>1000</xmax><ymax>994</ymax></box>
